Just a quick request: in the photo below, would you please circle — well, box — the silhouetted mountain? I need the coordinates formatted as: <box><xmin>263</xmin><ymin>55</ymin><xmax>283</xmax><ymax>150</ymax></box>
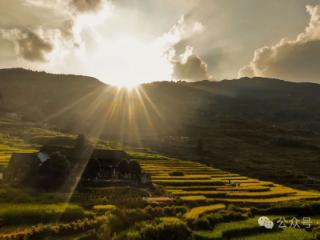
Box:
<box><xmin>0</xmin><ymin>68</ymin><xmax>105</xmax><ymax>121</ymax></box>
<box><xmin>1</xmin><ymin>68</ymin><xmax>320</xmax><ymax>136</ymax></box>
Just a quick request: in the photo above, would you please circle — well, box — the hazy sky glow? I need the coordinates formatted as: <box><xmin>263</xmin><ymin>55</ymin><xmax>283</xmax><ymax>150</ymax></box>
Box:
<box><xmin>0</xmin><ymin>0</ymin><xmax>320</xmax><ymax>87</ymax></box>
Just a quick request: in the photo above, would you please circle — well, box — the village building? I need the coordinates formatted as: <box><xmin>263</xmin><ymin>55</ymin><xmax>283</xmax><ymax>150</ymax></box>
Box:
<box><xmin>5</xmin><ymin>137</ymin><xmax>151</xmax><ymax>189</ymax></box>
<box><xmin>81</xmin><ymin>149</ymin><xmax>130</xmax><ymax>181</ymax></box>
<box><xmin>5</xmin><ymin>152</ymin><xmax>40</xmax><ymax>185</ymax></box>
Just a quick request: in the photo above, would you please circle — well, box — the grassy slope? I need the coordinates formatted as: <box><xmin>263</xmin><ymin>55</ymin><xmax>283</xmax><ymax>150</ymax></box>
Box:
<box><xmin>231</xmin><ymin>228</ymin><xmax>314</xmax><ymax>240</ymax></box>
<box><xmin>194</xmin><ymin>218</ymin><xmax>314</xmax><ymax>240</ymax></box>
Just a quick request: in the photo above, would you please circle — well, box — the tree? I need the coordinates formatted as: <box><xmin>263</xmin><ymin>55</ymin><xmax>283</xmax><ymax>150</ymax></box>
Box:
<box><xmin>36</xmin><ymin>152</ymin><xmax>71</xmax><ymax>191</ymax></box>
<box><xmin>128</xmin><ymin>160</ymin><xmax>141</xmax><ymax>179</ymax></box>
<box><xmin>117</xmin><ymin>159</ymin><xmax>129</xmax><ymax>177</ymax></box>
<box><xmin>82</xmin><ymin>159</ymin><xmax>101</xmax><ymax>180</ymax></box>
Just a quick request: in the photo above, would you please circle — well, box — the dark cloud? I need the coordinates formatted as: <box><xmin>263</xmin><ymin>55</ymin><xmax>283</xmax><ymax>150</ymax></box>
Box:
<box><xmin>0</xmin><ymin>29</ymin><xmax>53</xmax><ymax>62</ymax></box>
<box><xmin>239</xmin><ymin>5</ymin><xmax>320</xmax><ymax>83</ymax></box>
<box><xmin>71</xmin><ymin>0</ymin><xmax>105</xmax><ymax>13</ymax></box>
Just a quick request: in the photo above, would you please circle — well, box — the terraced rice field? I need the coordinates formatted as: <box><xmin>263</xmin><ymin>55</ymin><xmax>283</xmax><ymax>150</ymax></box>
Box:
<box><xmin>138</xmin><ymin>159</ymin><xmax>320</xmax><ymax>205</ymax></box>
<box><xmin>193</xmin><ymin>216</ymin><xmax>315</xmax><ymax>240</ymax></box>
<box><xmin>0</xmin><ymin>135</ymin><xmax>37</xmax><ymax>167</ymax></box>
<box><xmin>184</xmin><ymin>204</ymin><xmax>226</xmax><ymax>220</ymax></box>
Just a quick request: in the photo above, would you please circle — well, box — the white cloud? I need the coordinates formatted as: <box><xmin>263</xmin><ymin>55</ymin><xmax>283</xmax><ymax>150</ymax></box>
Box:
<box><xmin>172</xmin><ymin>46</ymin><xmax>209</xmax><ymax>81</ymax></box>
<box><xmin>239</xmin><ymin>4</ymin><xmax>320</xmax><ymax>83</ymax></box>
<box><xmin>0</xmin><ymin>0</ymin><xmax>112</xmax><ymax>63</ymax></box>
<box><xmin>158</xmin><ymin>15</ymin><xmax>209</xmax><ymax>81</ymax></box>
<box><xmin>160</xmin><ymin>15</ymin><xmax>205</xmax><ymax>47</ymax></box>
<box><xmin>0</xmin><ymin>28</ymin><xmax>54</xmax><ymax>62</ymax></box>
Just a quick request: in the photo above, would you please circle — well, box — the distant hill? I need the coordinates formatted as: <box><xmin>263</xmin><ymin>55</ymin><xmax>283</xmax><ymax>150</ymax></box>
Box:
<box><xmin>1</xmin><ymin>68</ymin><xmax>320</xmax><ymax>136</ymax></box>
<box><xmin>0</xmin><ymin>68</ymin><xmax>104</xmax><ymax>125</ymax></box>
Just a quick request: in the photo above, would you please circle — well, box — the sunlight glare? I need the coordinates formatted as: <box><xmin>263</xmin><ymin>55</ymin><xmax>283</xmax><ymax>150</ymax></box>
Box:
<box><xmin>87</xmin><ymin>33</ymin><xmax>173</xmax><ymax>88</ymax></box>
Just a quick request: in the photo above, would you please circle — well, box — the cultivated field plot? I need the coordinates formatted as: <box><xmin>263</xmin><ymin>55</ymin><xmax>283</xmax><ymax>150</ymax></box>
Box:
<box><xmin>0</xmin><ymin>134</ymin><xmax>37</xmax><ymax>167</ymax></box>
<box><xmin>138</xmin><ymin>159</ymin><xmax>320</xmax><ymax>205</ymax></box>
<box><xmin>0</xmin><ymin>118</ymin><xmax>79</xmax><ymax>168</ymax></box>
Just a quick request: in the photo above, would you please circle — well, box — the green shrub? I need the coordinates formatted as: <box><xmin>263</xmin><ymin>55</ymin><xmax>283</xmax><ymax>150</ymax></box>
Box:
<box><xmin>36</xmin><ymin>152</ymin><xmax>71</xmax><ymax>191</ymax></box>
<box><xmin>124</xmin><ymin>208</ymin><xmax>152</xmax><ymax>226</ymax></box>
<box><xmin>0</xmin><ymin>216</ymin><xmax>108</xmax><ymax>240</ymax></box>
<box><xmin>73</xmin><ymin>189</ymin><xmax>148</xmax><ymax>209</ymax></box>
<box><xmin>313</xmin><ymin>226</ymin><xmax>320</xmax><ymax>240</ymax></box>
<box><xmin>143</xmin><ymin>205</ymin><xmax>188</xmax><ymax>218</ymax></box>
<box><xmin>129</xmin><ymin>160</ymin><xmax>142</xmax><ymax>178</ymax></box>
<box><xmin>192</xmin><ymin>217</ymin><xmax>211</xmax><ymax>230</ymax></box>
<box><xmin>98</xmin><ymin>213</ymin><xmax>126</xmax><ymax>239</ymax></box>
<box><xmin>192</xmin><ymin>209</ymin><xmax>248</xmax><ymax>230</ymax></box>
<box><xmin>141</xmin><ymin>217</ymin><xmax>191</xmax><ymax>240</ymax></box>
<box><xmin>98</xmin><ymin>206</ymin><xmax>189</xmax><ymax>240</ymax></box>
<box><xmin>0</xmin><ymin>203</ymin><xmax>86</xmax><ymax>226</ymax></box>
<box><xmin>113</xmin><ymin>230</ymin><xmax>142</xmax><ymax>240</ymax></box>
<box><xmin>193</xmin><ymin>217</ymin><xmax>266</xmax><ymax>240</ymax></box>
<box><xmin>126</xmin><ymin>230</ymin><xmax>142</xmax><ymax>240</ymax></box>
<box><xmin>111</xmin><ymin>217</ymin><xmax>191</xmax><ymax>240</ymax></box>
<box><xmin>93</xmin><ymin>205</ymin><xmax>118</xmax><ymax>214</ymax></box>
<box><xmin>164</xmin><ymin>206</ymin><xmax>188</xmax><ymax>216</ymax></box>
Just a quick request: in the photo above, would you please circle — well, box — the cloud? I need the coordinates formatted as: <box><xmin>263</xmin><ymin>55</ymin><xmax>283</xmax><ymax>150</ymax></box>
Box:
<box><xmin>71</xmin><ymin>0</ymin><xmax>105</xmax><ymax>13</ymax></box>
<box><xmin>160</xmin><ymin>15</ymin><xmax>210</xmax><ymax>81</ymax></box>
<box><xmin>161</xmin><ymin>15</ymin><xmax>205</xmax><ymax>47</ymax></box>
<box><xmin>172</xmin><ymin>46</ymin><xmax>209</xmax><ymax>81</ymax></box>
<box><xmin>26</xmin><ymin>0</ymin><xmax>107</xmax><ymax>14</ymax></box>
<box><xmin>239</xmin><ymin>4</ymin><xmax>320</xmax><ymax>83</ymax></box>
<box><xmin>0</xmin><ymin>28</ymin><xmax>53</xmax><ymax>62</ymax></box>
<box><xmin>0</xmin><ymin>0</ymin><xmax>111</xmax><ymax>63</ymax></box>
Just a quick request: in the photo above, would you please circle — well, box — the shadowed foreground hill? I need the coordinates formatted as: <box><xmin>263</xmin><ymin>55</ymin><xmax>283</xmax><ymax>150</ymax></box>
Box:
<box><xmin>1</xmin><ymin>68</ymin><xmax>320</xmax><ymax>189</ymax></box>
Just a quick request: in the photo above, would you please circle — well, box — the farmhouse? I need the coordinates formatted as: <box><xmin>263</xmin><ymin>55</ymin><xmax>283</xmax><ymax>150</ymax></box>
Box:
<box><xmin>38</xmin><ymin>145</ymin><xmax>131</xmax><ymax>179</ymax></box>
<box><xmin>5</xmin><ymin>136</ymin><xmax>150</xmax><ymax>189</ymax></box>
<box><xmin>39</xmin><ymin>145</ymin><xmax>75</xmax><ymax>159</ymax></box>
<box><xmin>6</xmin><ymin>152</ymin><xmax>40</xmax><ymax>185</ymax></box>
<box><xmin>81</xmin><ymin>149</ymin><xmax>130</xmax><ymax>180</ymax></box>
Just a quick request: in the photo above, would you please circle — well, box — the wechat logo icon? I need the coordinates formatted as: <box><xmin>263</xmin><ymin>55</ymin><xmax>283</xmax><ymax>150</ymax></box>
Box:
<box><xmin>258</xmin><ymin>216</ymin><xmax>274</xmax><ymax>229</ymax></box>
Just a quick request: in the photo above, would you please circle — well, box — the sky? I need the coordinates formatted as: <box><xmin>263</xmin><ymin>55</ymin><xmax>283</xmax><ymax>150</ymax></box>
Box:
<box><xmin>0</xmin><ymin>0</ymin><xmax>320</xmax><ymax>87</ymax></box>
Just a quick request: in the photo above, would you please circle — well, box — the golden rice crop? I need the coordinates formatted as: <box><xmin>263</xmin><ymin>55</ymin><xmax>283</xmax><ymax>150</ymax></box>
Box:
<box><xmin>180</xmin><ymin>195</ymin><xmax>208</xmax><ymax>202</ymax></box>
<box><xmin>184</xmin><ymin>204</ymin><xmax>225</xmax><ymax>220</ymax></box>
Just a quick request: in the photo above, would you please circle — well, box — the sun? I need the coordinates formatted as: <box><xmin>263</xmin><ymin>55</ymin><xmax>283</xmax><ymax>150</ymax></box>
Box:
<box><xmin>115</xmin><ymin>81</ymin><xmax>139</xmax><ymax>90</ymax></box>
<box><xmin>87</xmin><ymin>33</ymin><xmax>173</xmax><ymax>88</ymax></box>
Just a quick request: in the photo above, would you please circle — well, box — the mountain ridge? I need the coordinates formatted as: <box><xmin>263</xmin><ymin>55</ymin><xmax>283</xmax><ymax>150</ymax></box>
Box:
<box><xmin>1</xmin><ymin>67</ymin><xmax>320</xmax><ymax>134</ymax></box>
